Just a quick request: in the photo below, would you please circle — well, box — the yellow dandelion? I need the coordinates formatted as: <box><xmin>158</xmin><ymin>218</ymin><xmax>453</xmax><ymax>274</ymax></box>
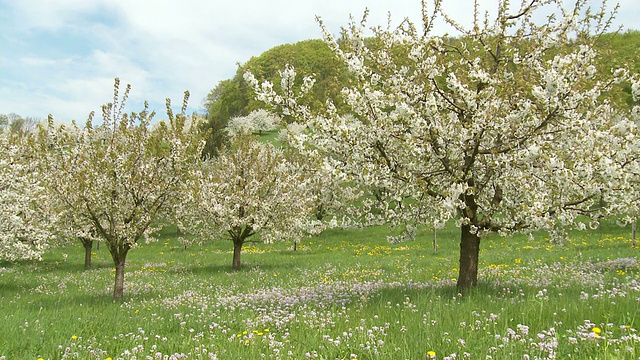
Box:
<box><xmin>244</xmin><ymin>339</ymin><xmax>250</xmax><ymax>345</ymax></box>
<box><xmin>592</xmin><ymin>327</ymin><xmax>602</xmax><ymax>335</ymax></box>
<box><xmin>427</xmin><ymin>350</ymin><xmax>436</xmax><ymax>358</ymax></box>
<box><xmin>71</xmin><ymin>335</ymin><xmax>78</xmax><ymax>340</ymax></box>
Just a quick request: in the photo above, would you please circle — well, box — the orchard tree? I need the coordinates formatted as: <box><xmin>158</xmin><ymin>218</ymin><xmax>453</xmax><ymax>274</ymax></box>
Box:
<box><xmin>607</xmin><ymin>81</ymin><xmax>640</xmax><ymax>245</ymax></box>
<box><xmin>186</xmin><ymin>131</ymin><xmax>313</xmax><ymax>270</ymax></box>
<box><xmin>246</xmin><ymin>0</ymin><xmax>640</xmax><ymax>292</ymax></box>
<box><xmin>35</xmin><ymin>79</ymin><xmax>204</xmax><ymax>300</ymax></box>
<box><xmin>52</xmin><ymin>211</ymin><xmax>100</xmax><ymax>270</ymax></box>
<box><xmin>0</xmin><ymin>132</ymin><xmax>51</xmax><ymax>262</ymax></box>
<box><xmin>278</xmin><ymin>123</ymin><xmax>362</xmax><ymax>229</ymax></box>
<box><xmin>226</xmin><ymin>109</ymin><xmax>280</xmax><ymax>136</ymax></box>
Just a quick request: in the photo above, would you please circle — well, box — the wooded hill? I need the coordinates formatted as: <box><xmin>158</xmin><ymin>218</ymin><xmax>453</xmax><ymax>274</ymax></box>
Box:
<box><xmin>200</xmin><ymin>30</ymin><xmax>640</xmax><ymax>156</ymax></box>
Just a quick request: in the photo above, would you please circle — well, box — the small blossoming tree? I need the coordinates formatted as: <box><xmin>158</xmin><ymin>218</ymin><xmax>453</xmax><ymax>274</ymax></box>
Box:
<box><xmin>226</xmin><ymin>109</ymin><xmax>280</xmax><ymax>136</ymax></box>
<box><xmin>246</xmin><ymin>0</ymin><xmax>640</xmax><ymax>292</ymax></box>
<box><xmin>35</xmin><ymin>79</ymin><xmax>204</xmax><ymax>300</ymax></box>
<box><xmin>186</xmin><ymin>131</ymin><xmax>313</xmax><ymax>270</ymax></box>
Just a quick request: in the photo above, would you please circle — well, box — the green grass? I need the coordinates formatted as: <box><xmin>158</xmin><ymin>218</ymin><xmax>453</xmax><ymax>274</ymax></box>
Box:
<box><xmin>257</xmin><ymin>129</ymin><xmax>281</xmax><ymax>146</ymax></box>
<box><xmin>1</xmin><ymin>222</ymin><xmax>639</xmax><ymax>359</ymax></box>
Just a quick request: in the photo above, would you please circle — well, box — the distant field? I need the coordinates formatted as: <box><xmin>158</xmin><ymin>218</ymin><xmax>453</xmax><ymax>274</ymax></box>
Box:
<box><xmin>1</xmin><ymin>221</ymin><xmax>638</xmax><ymax>359</ymax></box>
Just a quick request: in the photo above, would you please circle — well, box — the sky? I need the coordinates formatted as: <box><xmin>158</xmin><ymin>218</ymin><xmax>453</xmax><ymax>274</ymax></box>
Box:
<box><xmin>1</xmin><ymin>0</ymin><xmax>638</xmax><ymax>122</ymax></box>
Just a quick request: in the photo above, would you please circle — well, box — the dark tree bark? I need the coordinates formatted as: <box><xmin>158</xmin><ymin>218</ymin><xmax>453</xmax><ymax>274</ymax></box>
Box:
<box><xmin>315</xmin><ymin>202</ymin><xmax>325</xmax><ymax>221</ymax></box>
<box><xmin>632</xmin><ymin>215</ymin><xmax>637</xmax><ymax>249</ymax></box>
<box><xmin>232</xmin><ymin>239</ymin><xmax>243</xmax><ymax>271</ymax></box>
<box><xmin>456</xmin><ymin>186</ymin><xmax>482</xmax><ymax>294</ymax></box>
<box><xmin>457</xmin><ymin>223</ymin><xmax>481</xmax><ymax>293</ymax></box>
<box><xmin>109</xmin><ymin>242</ymin><xmax>130</xmax><ymax>301</ymax></box>
<box><xmin>80</xmin><ymin>238</ymin><xmax>93</xmax><ymax>270</ymax></box>
<box><xmin>230</xmin><ymin>223</ymin><xmax>254</xmax><ymax>271</ymax></box>
<box><xmin>113</xmin><ymin>259</ymin><xmax>126</xmax><ymax>300</ymax></box>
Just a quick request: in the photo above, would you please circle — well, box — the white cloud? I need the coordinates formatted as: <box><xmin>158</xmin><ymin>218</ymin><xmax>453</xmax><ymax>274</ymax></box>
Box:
<box><xmin>19</xmin><ymin>56</ymin><xmax>72</xmax><ymax>67</ymax></box>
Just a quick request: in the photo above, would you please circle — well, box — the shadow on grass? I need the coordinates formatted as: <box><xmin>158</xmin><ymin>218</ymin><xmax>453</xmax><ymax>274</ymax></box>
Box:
<box><xmin>180</xmin><ymin>262</ymin><xmax>288</xmax><ymax>276</ymax></box>
<box><xmin>0</xmin><ymin>281</ymin><xmax>25</xmax><ymax>296</ymax></box>
<box><xmin>2</xmin><ymin>258</ymin><xmax>113</xmax><ymax>274</ymax></box>
<box><xmin>372</xmin><ymin>284</ymin><xmax>460</xmax><ymax>303</ymax></box>
<box><xmin>21</xmin><ymin>291</ymin><xmax>123</xmax><ymax>311</ymax></box>
<box><xmin>365</xmin><ymin>280</ymin><xmax>560</xmax><ymax>305</ymax></box>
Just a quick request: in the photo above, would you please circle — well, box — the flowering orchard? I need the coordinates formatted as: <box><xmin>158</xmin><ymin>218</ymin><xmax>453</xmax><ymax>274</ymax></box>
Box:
<box><xmin>0</xmin><ymin>79</ymin><xmax>317</xmax><ymax>300</ymax></box>
<box><xmin>246</xmin><ymin>0</ymin><xmax>640</xmax><ymax>292</ymax></box>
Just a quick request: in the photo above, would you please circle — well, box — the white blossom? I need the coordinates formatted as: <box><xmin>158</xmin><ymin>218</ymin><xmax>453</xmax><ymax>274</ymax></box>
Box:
<box><xmin>226</xmin><ymin>109</ymin><xmax>280</xmax><ymax>136</ymax></box>
<box><xmin>184</xmin><ymin>131</ymin><xmax>314</xmax><ymax>269</ymax></box>
<box><xmin>0</xmin><ymin>132</ymin><xmax>52</xmax><ymax>261</ymax></box>
<box><xmin>34</xmin><ymin>79</ymin><xmax>204</xmax><ymax>299</ymax></box>
<box><xmin>247</xmin><ymin>0</ymin><xmax>638</xmax><ymax>291</ymax></box>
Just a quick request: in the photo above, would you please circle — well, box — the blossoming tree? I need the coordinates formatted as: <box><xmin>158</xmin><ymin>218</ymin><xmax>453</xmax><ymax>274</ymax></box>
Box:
<box><xmin>35</xmin><ymin>79</ymin><xmax>204</xmax><ymax>300</ymax></box>
<box><xmin>0</xmin><ymin>132</ymin><xmax>51</xmax><ymax>262</ymax></box>
<box><xmin>226</xmin><ymin>109</ymin><xmax>280</xmax><ymax>136</ymax></box>
<box><xmin>246</xmin><ymin>0</ymin><xmax>639</xmax><ymax>292</ymax></box>
<box><xmin>186</xmin><ymin>131</ymin><xmax>313</xmax><ymax>270</ymax></box>
<box><xmin>607</xmin><ymin>80</ymin><xmax>640</xmax><ymax>246</ymax></box>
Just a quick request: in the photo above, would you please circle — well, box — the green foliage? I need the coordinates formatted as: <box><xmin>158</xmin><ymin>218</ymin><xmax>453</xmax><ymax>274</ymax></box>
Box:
<box><xmin>200</xmin><ymin>39</ymin><xmax>350</xmax><ymax>158</ymax></box>
<box><xmin>0</xmin><ymin>113</ymin><xmax>39</xmax><ymax>135</ymax></box>
<box><xmin>595</xmin><ymin>30</ymin><xmax>640</xmax><ymax>105</ymax></box>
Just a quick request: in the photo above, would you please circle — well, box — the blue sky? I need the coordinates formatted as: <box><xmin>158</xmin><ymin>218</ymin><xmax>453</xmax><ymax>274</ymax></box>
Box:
<box><xmin>1</xmin><ymin>0</ymin><xmax>638</xmax><ymax>122</ymax></box>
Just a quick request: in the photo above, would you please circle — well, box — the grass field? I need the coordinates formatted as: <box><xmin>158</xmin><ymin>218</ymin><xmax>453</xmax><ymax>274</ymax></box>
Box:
<box><xmin>1</xmin><ymin>221</ymin><xmax>639</xmax><ymax>359</ymax></box>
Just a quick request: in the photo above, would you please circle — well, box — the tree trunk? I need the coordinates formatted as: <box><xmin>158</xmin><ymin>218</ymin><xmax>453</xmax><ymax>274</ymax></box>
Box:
<box><xmin>109</xmin><ymin>243</ymin><xmax>130</xmax><ymax>301</ymax></box>
<box><xmin>457</xmin><ymin>224</ymin><xmax>481</xmax><ymax>293</ymax></box>
<box><xmin>232</xmin><ymin>239</ymin><xmax>243</xmax><ymax>271</ymax></box>
<box><xmin>81</xmin><ymin>238</ymin><xmax>93</xmax><ymax>270</ymax></box>
<box><xmin>113</xmin><ymin>257</ymin><xmax>127</xmax><ymax>300</ymax></box>
<box><xmin>433</xmin><ymin>226</ymin><xmax>438</xmax><ymax>254</ymax></box>
<box><xmin>633</xmin><ymin>215</ymin><xmax>637</xmax><ymax>249</ymax></box>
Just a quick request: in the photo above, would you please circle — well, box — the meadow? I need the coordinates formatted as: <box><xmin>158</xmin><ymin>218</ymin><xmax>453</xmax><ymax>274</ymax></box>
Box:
<box><xmin>1</xmin><ymin>222</ymin><xmax>638</xmax><ymax>360</ymax></box>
